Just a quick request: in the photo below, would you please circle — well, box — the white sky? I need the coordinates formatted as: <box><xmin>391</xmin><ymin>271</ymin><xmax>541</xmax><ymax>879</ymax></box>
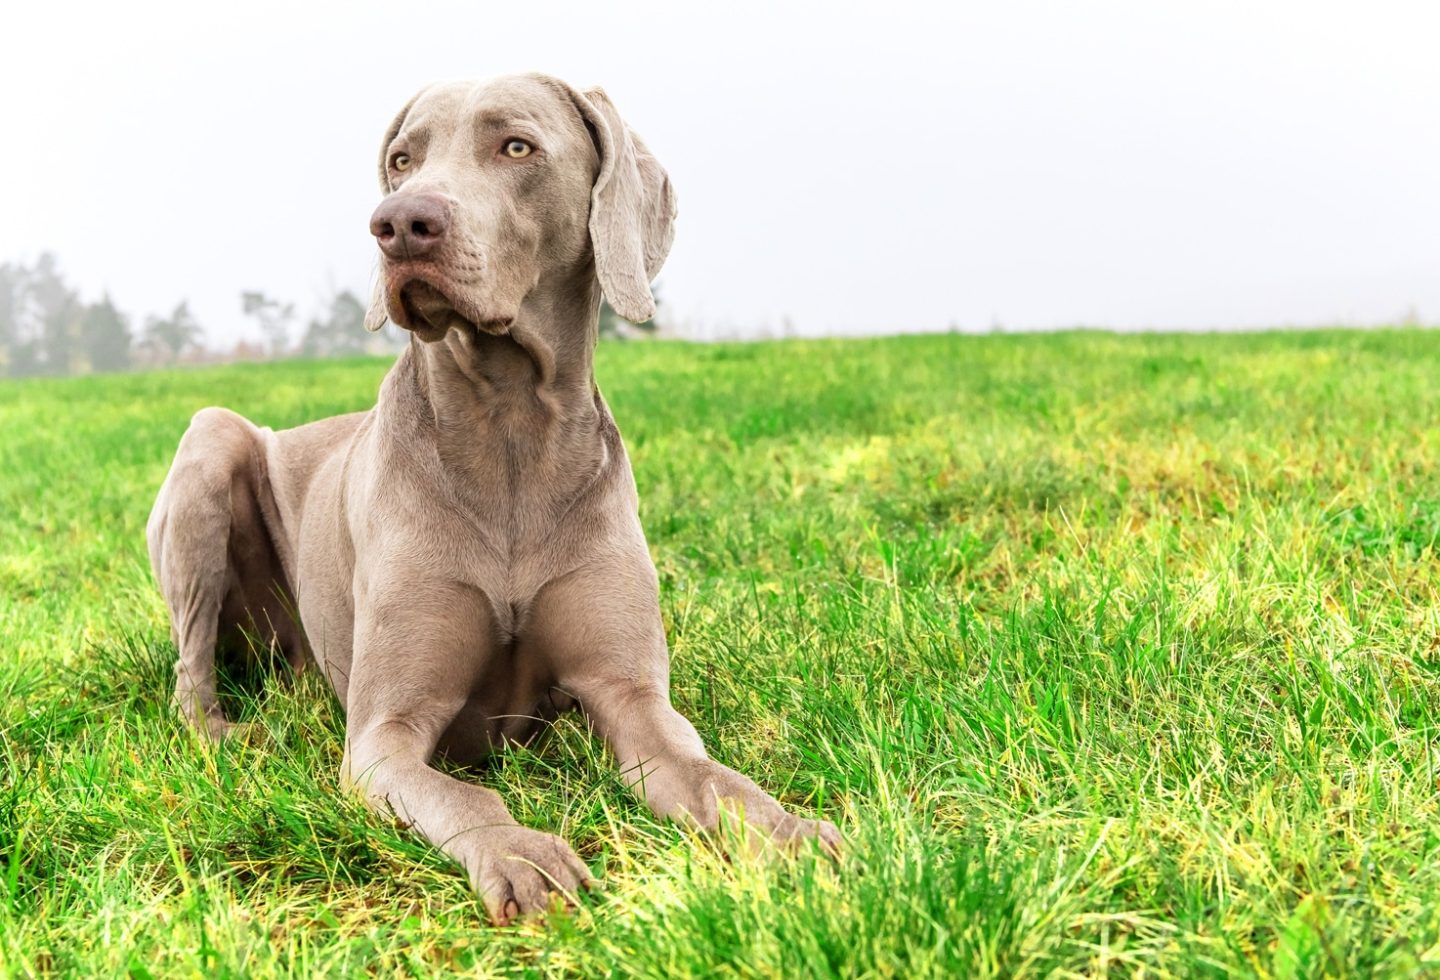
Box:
<box><xmin>2</xmin><ymin>0</ymin><xmax>1438</xmax><ymax>343</ymax></box>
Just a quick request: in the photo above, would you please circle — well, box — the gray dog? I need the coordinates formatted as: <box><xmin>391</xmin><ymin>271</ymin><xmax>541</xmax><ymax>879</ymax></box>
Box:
<box><xmin>146</xmin><ymin>73</ymin><xmax>840</xmax><ymax>923</ymax></box>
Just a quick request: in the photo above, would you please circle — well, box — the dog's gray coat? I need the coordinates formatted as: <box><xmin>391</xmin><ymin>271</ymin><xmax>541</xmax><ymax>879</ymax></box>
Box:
<box><xmin>146</xmin><ymin>73</ymin><xmax>838</xmax><ymax>923</ymax></box>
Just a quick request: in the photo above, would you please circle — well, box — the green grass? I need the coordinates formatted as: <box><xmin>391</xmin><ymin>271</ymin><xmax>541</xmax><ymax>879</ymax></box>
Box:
<box><xmin>3</xmin><ymin>329</ymin><xmax>1440</xmax><ymax>976</ymax></box>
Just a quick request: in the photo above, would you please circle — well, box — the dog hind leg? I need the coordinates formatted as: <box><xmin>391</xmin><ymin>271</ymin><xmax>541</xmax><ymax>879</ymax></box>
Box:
<box><xmin>147</xmin><ymin>407</ymin><xmax>282</xmax><ymax>740</ymax></box>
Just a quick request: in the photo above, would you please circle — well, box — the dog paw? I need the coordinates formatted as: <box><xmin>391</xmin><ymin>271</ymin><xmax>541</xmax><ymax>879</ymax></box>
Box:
<box><xmin>174</xmin><ymin>699</ymin><xmax>238</xmax><ymax>743</ymax></box>
<box><xmin>713</xmin><ymin>805</ymin><xmax>845</xmax><ymax>861</ymax></box>
<box><xmin>685</xmin><ymin>764</ymin><xmax>844</xmax><ymax>860</ymax></box>
<box><xmin>469</xmin><ymin>827</ymin><xmax>594</xmax><ymax>925</ymax></box>
<box><xmin>773</xmin><ymin>815</ymin><xmax>844</xmax><ymax>859</ymax></box>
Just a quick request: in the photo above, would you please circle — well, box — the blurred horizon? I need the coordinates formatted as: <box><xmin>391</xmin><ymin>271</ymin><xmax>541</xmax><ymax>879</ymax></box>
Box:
<box><xmin>2</xmin><ymin>0</ymin><xmax>1437</xmax><ymax>352</ymax></box>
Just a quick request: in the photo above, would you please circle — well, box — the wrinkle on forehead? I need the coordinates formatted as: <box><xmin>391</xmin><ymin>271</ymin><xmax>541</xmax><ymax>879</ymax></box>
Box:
<box><xmin>393</xmin><ymin>85</ymin><xmax>465</xmax><ymax>144</ymax></box>
<box><xmin>392</xmin><ymin>74</ymin><xmax>593</xmax><ymax>166</ymax></box>
<box><xmin>468</xmin><ymin>81</ymin><xmax>580</xmax><ymax>139</ymax></box>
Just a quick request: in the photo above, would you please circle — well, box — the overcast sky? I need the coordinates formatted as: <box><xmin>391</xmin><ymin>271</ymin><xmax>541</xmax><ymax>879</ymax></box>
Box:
<box><xmin>3</xmin><ymin>1</ymin><xmax>1437</xmax><ymax>344</ymax></box>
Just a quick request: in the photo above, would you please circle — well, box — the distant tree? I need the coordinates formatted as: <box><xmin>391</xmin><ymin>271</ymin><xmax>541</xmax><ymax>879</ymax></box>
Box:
<box><xmin>0</xmin><ymin>256</ymin><xmax>138</xmax><ymax>376</ymax></box>
<box><xmin>301</xmin><ymin>290</ymin><xmax>367</xmax><ymax>357</ymax></box>
<box><xmin>241</xmin><ymin>290</ymin><xmax>296</xmax><ymax>357</ymax></box>
<box><xmin>27</xmin><ymin>253</ymin><xmax>83</xmax><ymax>376</ymax></box>
<box><xmin>80</xmin><ymin>293</ymin><xmax>132</xmax><ymax>372</ymax></box>
<box><xmin>0</xmin><ymin>262</ymin><xmax>22</xmax><ymax>375</ymax></box>
<box><xmin>0</xmin><ymin>259</ymin><xmax>47</xmax><ymax>376</ymax></box>
<box><xmin>143</xmin><ymin>301</ymin><xmax>204</xmax><ymax>364</ymax></box>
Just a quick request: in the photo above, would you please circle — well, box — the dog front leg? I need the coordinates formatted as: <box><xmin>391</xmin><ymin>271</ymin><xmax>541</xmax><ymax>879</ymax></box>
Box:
<box><xmin>532</xmin><ymin>561</ymin><xmax>842</xmax><ymax>854</ymax></box>
<box><xmin>586</xmin><ymin>688</ymin><xmax>842</xmax><ymax>854</ymax></box>
<box><xmin>343</xmin><ymin>588</ymin><xmax>591</xmax><ymax>923</ymax></box>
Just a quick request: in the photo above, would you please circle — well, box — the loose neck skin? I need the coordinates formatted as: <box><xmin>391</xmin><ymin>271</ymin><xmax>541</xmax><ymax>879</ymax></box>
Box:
<box><xmin>380</xmin><ymin>267</ymin><xmax>608</xmax><ymax>470</ymax></box>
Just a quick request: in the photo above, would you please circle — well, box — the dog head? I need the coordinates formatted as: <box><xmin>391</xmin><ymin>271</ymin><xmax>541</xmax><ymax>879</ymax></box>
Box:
<box><xmin>364</xmin><ymin>74</ymin><xmax>676</xmax><ymax>341</ymax></box>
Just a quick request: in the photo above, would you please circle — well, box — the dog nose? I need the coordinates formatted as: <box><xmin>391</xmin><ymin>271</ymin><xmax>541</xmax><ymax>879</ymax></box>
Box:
<box><xmin>370</xmin><ymin>193</ymin><xmax>451</xmax><ymax>260</ymax></box>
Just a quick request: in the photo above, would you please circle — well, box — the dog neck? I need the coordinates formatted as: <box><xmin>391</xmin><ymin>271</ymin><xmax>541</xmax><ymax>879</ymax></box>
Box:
<box><xmin>371</xmin><ymin>269</ymin><xmax>617</xmax><ymax>555</ymax></box>
<box><xmin>385</xmin><ymin>270</ymin><xmax>606</xmax><ymax>447</ymax></box>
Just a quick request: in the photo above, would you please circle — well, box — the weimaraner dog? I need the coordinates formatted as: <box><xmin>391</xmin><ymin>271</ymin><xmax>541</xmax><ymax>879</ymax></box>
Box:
<box><xmin>146</xmin><ymin>73</ymin><xmax>839</xmax><ymax>923</ymax></box>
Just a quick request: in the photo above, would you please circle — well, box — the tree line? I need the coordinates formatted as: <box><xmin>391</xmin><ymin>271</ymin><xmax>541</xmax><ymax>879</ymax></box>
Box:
<box><xmin>0</xmin><ymin>254</ymin><xmax>391</xmax><ymax>379</ymax></box>
<box><xmin>0</xmin><ymin>253</ymin><xmax>661</xmax><ymax>379</ymax></box>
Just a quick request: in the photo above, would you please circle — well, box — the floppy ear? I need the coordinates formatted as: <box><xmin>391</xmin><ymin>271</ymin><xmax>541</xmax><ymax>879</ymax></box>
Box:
<box><xmin>365</xmin><ymin>91</ymin><xmax>423</xmax><ymax>333</ymax></box>
<box><xmin>570</xmin><ymin>86</ymin><xmax>678</xmax><ymax>323</ymax></box>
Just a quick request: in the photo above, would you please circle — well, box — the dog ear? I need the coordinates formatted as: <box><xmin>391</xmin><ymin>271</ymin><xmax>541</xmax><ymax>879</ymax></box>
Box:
<box><xmin>365</xmin><ymin>91</ymin><xmax>423</xmax><ymax>332</ymax></box>
<box><xmin>364</xmin><ymin>273</ymin><xmax>389</xmax><ymax>333</ymax></box>
<box><xmin>569</xmin><ymin>86</ymin><xmax>677</xmax><ymax>324</ymax></box>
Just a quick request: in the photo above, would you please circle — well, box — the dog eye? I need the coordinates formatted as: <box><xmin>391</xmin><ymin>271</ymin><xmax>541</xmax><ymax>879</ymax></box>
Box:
<box><xmin>391</xmin><ymin>153</ymin><xmax>411</xmax><ymax>172</ymax></box>
<box><xmin>503</xmin><ymin>140</ymin><xmax>533</xmax><ymax>159</ymax></box>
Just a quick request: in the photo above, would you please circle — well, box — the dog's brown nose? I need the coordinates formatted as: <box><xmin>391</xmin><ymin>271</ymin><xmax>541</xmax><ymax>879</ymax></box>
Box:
<box><xmin>370</xmin><ymin>193</ymin><xmax>451</xmax><ymax>260</ymax></box>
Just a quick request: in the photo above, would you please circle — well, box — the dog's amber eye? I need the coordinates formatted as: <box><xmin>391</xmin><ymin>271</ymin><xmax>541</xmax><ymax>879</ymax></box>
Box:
<box><xmin>503</xmin><ymin>140</ymin><xmax>533</xmax><ymax>159</ymax></box>
<box><xmin>392</xmin><ymin>153</ymin><xmax>411</xmax><ymax>172</ymax></box>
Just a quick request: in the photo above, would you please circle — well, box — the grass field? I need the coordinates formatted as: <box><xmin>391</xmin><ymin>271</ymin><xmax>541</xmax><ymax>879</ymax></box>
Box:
<box><xmin>2</xmin><ymin>329</ymin><xmax>1440</xmax><ymax>976</ymax></box>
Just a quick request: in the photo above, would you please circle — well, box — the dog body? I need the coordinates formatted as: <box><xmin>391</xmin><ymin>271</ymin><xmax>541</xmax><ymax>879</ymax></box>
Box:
<box><xmin>146</xmin><ymin>74</ymin><xmax>837</xmax><ymax>922</ymax></box>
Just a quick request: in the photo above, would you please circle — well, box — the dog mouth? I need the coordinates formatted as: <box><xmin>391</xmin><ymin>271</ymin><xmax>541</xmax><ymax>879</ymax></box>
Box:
<box><xmin>399</xmin><ymin>280</ymin><xmax>463</xmax><ymax>333</ymax></box>
<box><xmin>392</xmin><ymin>276</ymin><xmax>513</xmax><ymax>336</ymax></box>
